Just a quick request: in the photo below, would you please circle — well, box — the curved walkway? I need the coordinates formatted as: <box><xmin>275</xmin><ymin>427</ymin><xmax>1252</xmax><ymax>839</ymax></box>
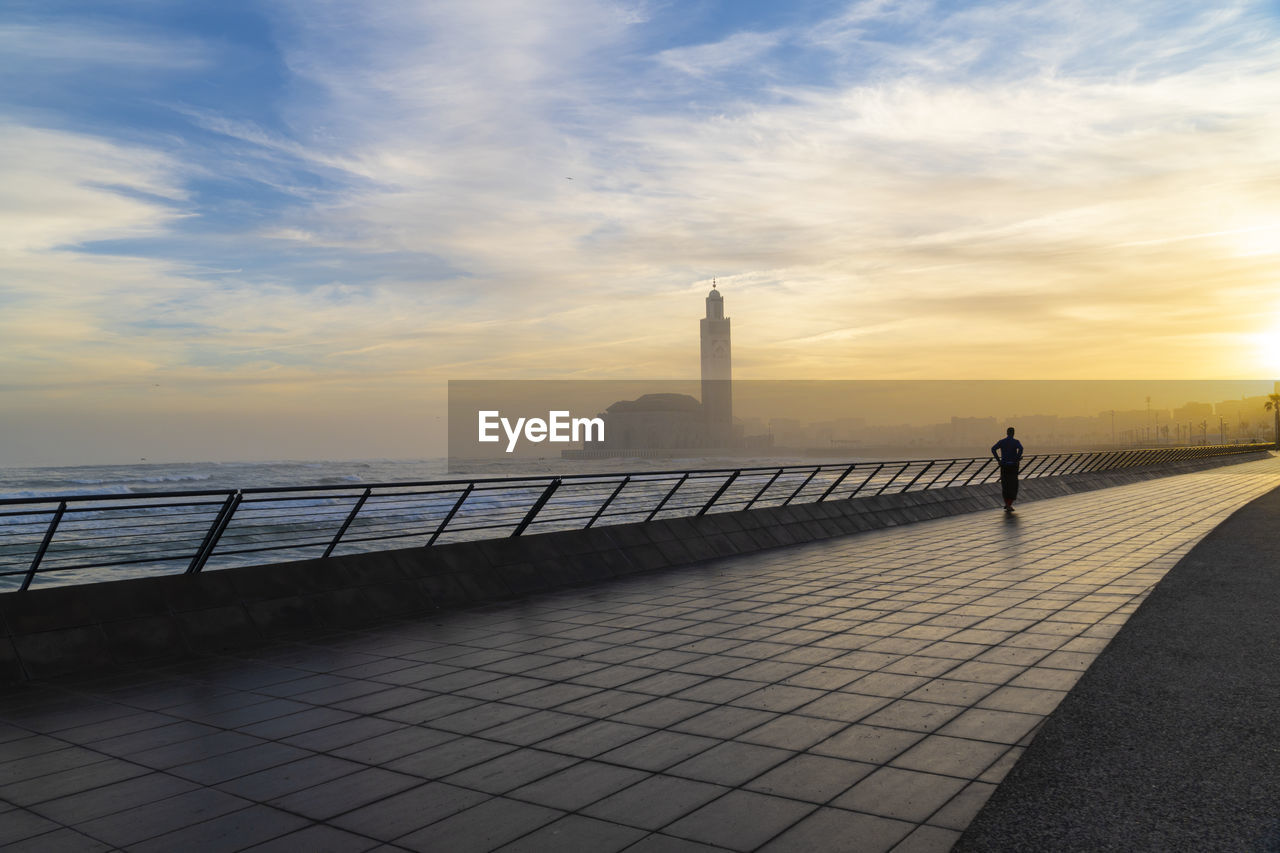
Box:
<box><xmin>955</xmin><ymin>472</ymin><xmax>1280</xmax><ymax>852</ymax></box>
<box><xmin>1</xmin><ymin>456</ymin><xmax>1278</xmax><ymax>852</ymax></box>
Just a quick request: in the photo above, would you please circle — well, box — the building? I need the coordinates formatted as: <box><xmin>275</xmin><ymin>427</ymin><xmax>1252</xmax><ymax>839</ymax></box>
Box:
<box><xmin>578</xmin><ymin>286</ymin><xmax>738</xmax><ymax>455</ymax></box>
<box><xmin>700</xmin><ymin>285</ymin><xmax>733</xmax><ymax>447</ymax></box>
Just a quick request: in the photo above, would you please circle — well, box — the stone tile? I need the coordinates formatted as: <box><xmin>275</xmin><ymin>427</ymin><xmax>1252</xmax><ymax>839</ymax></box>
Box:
<box><xmin>444</xmin><ymin>748</ymin><xmax>578</xmax><ymax>794</ymax></box>
<box><xmin>759</xmin><ymin>806</ymin><xmax>914</xmax><ymax>853</ymax></box>
<box><xmin>395</xmin><ymin>797</ymin><xmax>563</xmax><ymax>852</ymax></box>
<box><xmin>237</xmin><ymin>824</ymin><xmax>378</xmax><ymax>852</ymax></box>
<box><xmin>673</xmin><ymin>678</ymin><xmax>762</xmax><ymax>704</ymax></box>
<box><xmin>730</xmin><ymin>684</ymin><xmax>827</xmax><ymax>713</ymax></box>
<box><xmin>509</xmin><ymin>760</ymin><xmax>649</xmax><ymax>810</ymax></box>
<box><xmin>667</xmin><ymin>740</ymin><xmax>792</xmax><ymax>787</ymax></box>
<box><xmin>282</xmin><ymin>716</ymin><xmax>404</xmax><ymax>752</ymax></box>
<box><xmin>666</xmin><ymin>789</ymin><xmax>815</xmax><ymax>851</ymax></box>
<box><xmin>812</xmin><ymin>725</ymin><xmax>926</xmax><ymax>764</ymax></box>
<box><xmin>330</xmin><ymin>780</ymin><xmax>487</xmax><ymax>841</ymax></box>
<box><xmin>268</xmin><ymin>767</ymin><xmax>422</xmax><ymax>819</ymax></box>
<box><xmin>612</xmin><ymin>697</ymin><xmax>716</xmax><ymax>728</ymax></box>
<box><xmin>860</xmin><ymin>700</ymin><xmax>967</xmax><ymax>734</ymax></box>
<box><xmin>76</xmin><ymin>787</ymin><xmax>252</xmax><ymax>847</ymax></box>
<box><xmin>625</xmin><ymin>833</ymin><xmax>744</xmax><ymax>852</ymax></box>
<box><xmin>842</xmin><ymin>672</ymin><xmax>932</xmax><ymax>698</ymax></box>
<box><xmin>977</xmin><ymin>745</ymin><xmax>1024</xmax><ymax>784</ymax></box>
<box><xmin>926</xmin><ymin>780</ymin><xmax>999</xmax><ymax>830</ymax></box>
<box><xmin>0</xmin><ymin>755</ymin><xmax>149</xmax><ymax>807</ymax></box>
<box><xmin>937</xmin><ymin>661</ymin><xmax>1026</xmax><ymax>685</ymax></box>
<box><xmin>127</xmin><ymin>804</ymin><xmax>308</xmax><ymax>853</ymax></box>
<box><xmin>937</xmin><ymin>708</ymin><xmax>1043</xmax><ymax>744</ymax></box>
<box><xmin>216</xmin><ymin>754</ymin><xmax>366</xmax><ymax>801</ymax></box>
<box><xmin>902</xmin><ymin>679</ymin><xmax>999</xmax><ymax>707</ymax></box>
<box><xmin>890</xmin><ymin>735</ymin><xmax>1008</xmax><ymax>779</ymax></box>
<box><xmin>478</xmin><ymin>709</ymin><xmax>592</xmax><ymax>746</ymax></box>
<box><xmin>672</xmin><ymin>705</ymin><xmax>778</xmax><ymax>738</ymax></box>
<box><xmin>328</xmin><ymin>725</ymin><xmax>454</xmax><ymax>765</ymax></box>
<box><xmin>975</xmin><ymin>685</ymin><xmax>1068</xmax><ymax>715</ymax></box>
<box><xmin>535</xmin><ymin>719</ymin><xmax>652</xmax><ymax>758</ymax></box>
<box><xmin>736</xmin><ymin>714</ymin><xmax>847</xmax><ymax>751</ymax></box>
<box><xmin>890</xmin><ymin>824</ymin><xmax>964</xmax><ymax>852</ymax></box>
<box><xmin>429</xmin><ymin>702</ymin><xmax>534</xmax><ymax>734</ymax></box>
<box><xmin>376</xmin><ymin>694</ymin><xmax>482</xmax><ymax>725</ymax></box>
<box><xmin>746</xmin><ymin>754</ymin><xmax>877</xmax><ymax>804</ymax></box>
<box><xmin>796</xmin><ymin>692</ymin><xmax>892</xmax><ymax>723</ymax></box>
<box><xmin>495</xmin><ymin>814</ymin><xmax>648</xmax><ymax>853</ymax></box>
<box><xmin>781</xmin><ymin>665</ymin><xmax>867</xmax><ymax>690</ymax></box>
<box><xmin>583</xmin><ymin>774</ymin><xmax>729</xmax><ymax>830</ymax></box>
<box><xmin>833</xmin><ymin>767</ymin><xmax>967</xmax><ymax>822</ymax></box>
<box><xmin>598</xmin><ymin>730</ymin><xmax>719</xmax><ymax>772</ymax></box>
<box><xmin>387</xmin><ymin>733</ymin><xmax>516</xmax><ymax>779</ymax></box>
<box><xmin>2</xmin><ymin>826</ymin><xmax>114</xmax><ymax>852</ymax></box>
<box><xmin>32</xmin><ymin>768</ymin><xmax>198</xmax><ymax>824</ymax></box>
<box><xmin>1008</xmin><ymin>667</ymin><xmax>1086</xmax><ymax>691</ymax></box>
<box><xmin>169</xmin><ymin>741</ymin><xmax>311</xmax><ymax>785</ymax></box>
<box><xmin>0</xmin><ymin>806</ymin><xmax>61</xmax><ymax>846</ymax></box>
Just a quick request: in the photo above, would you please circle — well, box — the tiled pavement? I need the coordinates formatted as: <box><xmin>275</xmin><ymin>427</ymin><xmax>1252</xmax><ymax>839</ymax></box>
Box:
<box><xmin>3</xmin><ymin>456</ymin><xmax>1279</xmax><ymax>853</ymax></box>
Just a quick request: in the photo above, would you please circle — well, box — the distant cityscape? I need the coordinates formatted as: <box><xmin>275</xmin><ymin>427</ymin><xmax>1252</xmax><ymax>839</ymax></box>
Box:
<box><xmin>569</xmin><ymin>289</ymin><xmax>1278</xmax><ymax>458</ymax></box>
<box><xmin>740</xmin><ymin>393</ymin><xmax>1278</xmax><ymax>454</ymax></box>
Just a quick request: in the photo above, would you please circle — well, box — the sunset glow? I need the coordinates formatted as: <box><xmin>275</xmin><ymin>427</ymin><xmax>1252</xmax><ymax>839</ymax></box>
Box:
<box><xmin>2</xmin><ymin>1</ymin><xmax>1279</xmax><ymax>463</ymax></box>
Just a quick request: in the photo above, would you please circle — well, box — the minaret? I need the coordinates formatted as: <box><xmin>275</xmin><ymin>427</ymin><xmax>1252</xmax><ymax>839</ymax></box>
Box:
<box><xmin>700</xmin><ymin>284</ymin><xmax>733</xmax><ymax>447</ymax></box>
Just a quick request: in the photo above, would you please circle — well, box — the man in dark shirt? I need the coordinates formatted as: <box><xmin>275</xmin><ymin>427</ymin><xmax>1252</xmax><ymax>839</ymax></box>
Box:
<box><xmin>992</xmin><ymin>427</ymin><xmax>1024</xmax><ymax>513</ymax></box>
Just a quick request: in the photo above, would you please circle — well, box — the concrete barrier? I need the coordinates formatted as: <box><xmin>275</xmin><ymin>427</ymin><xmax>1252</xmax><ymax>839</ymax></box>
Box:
<box><xmin>0</xmin><ymin>451</ymin><xmax>1268</xmax><ymax>682</ymax></box>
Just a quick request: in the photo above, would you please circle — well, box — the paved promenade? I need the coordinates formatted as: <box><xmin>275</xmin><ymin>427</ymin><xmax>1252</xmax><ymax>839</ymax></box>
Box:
<box><xmin>2</xmin><ymin>456</ymin><xmax>1278</xmax><ymax>852</ymax></box>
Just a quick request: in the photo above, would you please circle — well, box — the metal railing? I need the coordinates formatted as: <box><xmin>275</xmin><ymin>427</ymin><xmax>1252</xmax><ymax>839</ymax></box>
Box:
<box><xmin>0</xmin><ymin>444</ymin><xmax>1268</xmax><ymax>590</ymax></box>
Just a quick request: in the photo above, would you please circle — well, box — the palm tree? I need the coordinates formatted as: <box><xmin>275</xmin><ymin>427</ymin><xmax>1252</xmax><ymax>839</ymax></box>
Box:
<box><xmin>1266</xmin><ymin>393</ymin><xmax>1280</xmax><ymax>448</ymax></box>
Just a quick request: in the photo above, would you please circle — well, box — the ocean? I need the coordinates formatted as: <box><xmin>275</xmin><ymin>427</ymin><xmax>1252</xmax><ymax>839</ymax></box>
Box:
<box><xmin>0</xmin><ymin>455</ymin><xmax>865</xmax><ymax>590</ymax></box>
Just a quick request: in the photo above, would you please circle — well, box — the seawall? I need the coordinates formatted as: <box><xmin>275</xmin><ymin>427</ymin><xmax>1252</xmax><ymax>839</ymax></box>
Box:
<box><xmin>0</xmin><ymin>451</ymin><xmax>1268</xmax><ymax>682</ymax></box>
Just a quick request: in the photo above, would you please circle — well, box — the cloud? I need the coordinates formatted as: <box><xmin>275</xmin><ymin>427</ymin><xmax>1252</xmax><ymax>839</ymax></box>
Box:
<box><xmin>656</xmin><ymin>31</ymin><xmax>782</xmax><ymax>77</ymax></box>
<box><xmin>5</xmin><ymin>0</ymin><xmax>1280</xmax><ymax>463</ymax></box>
<box><xmin>0</xmin><ymin>21</ymin><xmax>212</xmax><ymax>70</ymax></box>
<box><xmin>0</xmin><ymin>125</ymin><xmax>188</xmax><ymax>253</ymax></box>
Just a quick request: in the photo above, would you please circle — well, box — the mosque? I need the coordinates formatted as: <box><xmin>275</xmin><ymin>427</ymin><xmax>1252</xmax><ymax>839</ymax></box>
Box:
<box><xmin>583</xmin><ymin>286</ymin><xmax>739</xmax><ymax>454</ymax></box>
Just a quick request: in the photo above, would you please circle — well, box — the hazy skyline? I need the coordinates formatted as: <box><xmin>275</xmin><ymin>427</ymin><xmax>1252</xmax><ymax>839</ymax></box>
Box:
<box><xmin>3</xmin><ymin>1</ymin><xmax>1280</xmax><ymax>464</ymax></box>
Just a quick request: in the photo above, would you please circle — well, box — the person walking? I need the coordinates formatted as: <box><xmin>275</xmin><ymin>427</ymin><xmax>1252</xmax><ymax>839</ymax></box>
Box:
<box><xmin>992</xmin><ymin>427</ymin><xmax>1024</xmax><ymax>513</ymax></box>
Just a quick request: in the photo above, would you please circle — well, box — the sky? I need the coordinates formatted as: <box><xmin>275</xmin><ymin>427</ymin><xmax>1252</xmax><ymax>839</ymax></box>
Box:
<box><xmin>3</xmin><ymin>0</ymin><xmax>1280</xmax><ymax>464</ymax></box>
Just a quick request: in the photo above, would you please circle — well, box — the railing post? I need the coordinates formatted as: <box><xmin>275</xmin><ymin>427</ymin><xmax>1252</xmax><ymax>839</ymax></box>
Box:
<box><xmin>1038</xmin><ymin>454</ymin><xmax>1066</xmax><ymax>478</ymax></box>
<box><xmin>187</xmin><ymin>491</ymin><xmax>237</xmax><ymax>574</ymax></box>
<box><xmin>513</xmin><ymin>479</ymin><xmax>561</xmax><ymax>537</ymax></box>
<box><xmin>783</xmin><ymin>467</ymin><xmax>821</xmax><ymax>506</ymax></box>
<box><xmin>698</xmin><ymin>471</ymin><xmax>740</xmax><ymax>516</ymax></box>
<box><xmin>189</xmin><ymin>492</ymin><xmax>241</xmax><ymax>574</ymax></box>
<box><xmin>646</xmin><ymin>473</ymin><xmax>688</xmax><ymax>522</ymax></box>
<box><xmin>818</xmin><ymin>464</ymin><xmax>857</xmax><ymax>501</ymax></box>
<box><xmin>587</xmin><ymin>476</ymin><xmax>630</xmax><ymax>529</ymax></box>
<box><xmin>876</xmin><ymin>462</ymin><xmax>913</xmax><ymax>496</ymax></box>
<box><xmin>899</xmin><ymin>461</ymin><xmax>935</xmax><ymax>493</ymax></box>
<box><xmin>20</xmin><ymin>501</ymin><xmax>67</xmax><ymax>591</ymax></box>
<box><xmin>1019</xmin><ymin>455</ymin><xmax>1050</xmax><ymax>478</ymax></box>
<box><xmin>427</xmin><ymin>484</ymin><xmax>473</xmax><ymax>546</ymax></box>
<box><xmin>323</xmin><ymin>488</ymin><xmax>372</xmax><ymax>559</ymax></box>
<box><xmin>745</xmin><ymin>468</ymin><xmax>783</xmax><ymax>511</ymax></box>
<box><xmin>924</xmin><ymin>460</ymin><xmax>957</xmax><ymax>489</ymax></box>
<box><xmin>962</xmin><ymin>458</ymin><xmax>993</xmax><ymax>486</ymax></box>
<box><xmin>944</xmin><ymin>459</ymin><xmax>974</xmax><ymax>488</ymax></box>
<box><xmin>847</xmin><ymin>463</ymin><xmax>886</xmax><ymax>498</ymax></box>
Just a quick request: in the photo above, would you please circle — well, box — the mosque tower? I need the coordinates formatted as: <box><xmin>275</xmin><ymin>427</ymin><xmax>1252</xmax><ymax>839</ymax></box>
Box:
<box><xmin>700</xmin><ymin>284</ymin><xmax>733</xmax><ymax>447</ymax></box>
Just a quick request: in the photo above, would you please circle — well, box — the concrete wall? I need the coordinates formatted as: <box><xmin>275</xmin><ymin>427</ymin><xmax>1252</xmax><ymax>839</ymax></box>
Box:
<box><xmin>0</xmin><ymin>451</ymin><xmax>1268</xmax><ymax>682</ymax></box>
